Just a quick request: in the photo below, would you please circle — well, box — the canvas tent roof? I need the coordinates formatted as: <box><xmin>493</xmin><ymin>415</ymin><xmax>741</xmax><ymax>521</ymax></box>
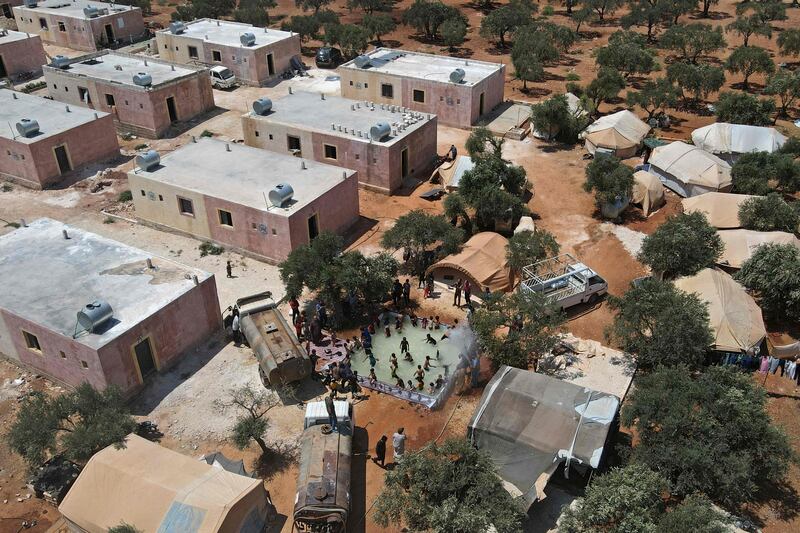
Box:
<box><xmin>691</xmin><ymin>123</ymin><xmax>787</xmax><ymax>155</ymax></box>
<box><xmin>430</xmin><ymin>155</ymin><xmax>474</xmax><ymax>191</ymax></box>
<box><xmin>681</xmin><ymin>192</ymin><xmax>756</xmax><ymax>229</ymax></box>
<box><xmin>718</xmin><ymin>229</ymin><xmax>800</xmax><ymax>269</ymax></box>
<box><xmin>632</xmin><ymin>171</ymin><xmax>665</xmax><ymax>216</ymax></box>
<box><xmin>674</xmin><ymin>268</ymin><xmax>766</xmax><ymax>353</ymax></box>
<box><xmin>649</xmin><ymin>141</ymin><xmax>732</xmax><ymax>191</ymax></box>
<box><xmin>426</xmin><ymin>232</ymin><xmax>514</xmax><ymax>292</ymax></box>
<box><xmin>59</xmin><ymin>434</ymin><xmax>271</xmax><ymax>533</ymax></box>
<box><xmin>469</xmin><ymin>366</ymin><xmax>619</xmax><ymax>509</ymax></box>
<box><xmin>581</xmin><ymin>110</ymin><xmax>650</xmax><ymax>151</ymax></box>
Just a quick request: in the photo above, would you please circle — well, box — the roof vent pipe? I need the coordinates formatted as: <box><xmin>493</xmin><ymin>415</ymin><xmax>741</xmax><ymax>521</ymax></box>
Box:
<box><xmin>12</xmin><ymin>92</ymin><xmax>17</xmax><ymax>99</ymax></box>
<box><xmin>288</xmin><ymin>86</ymin><xmax>293</xmax><ymax>94</ymax></box>
<box><xmin>65</xmin><ymin>105</ymin><xmax>71</xmax><ymax>112</ymax></box>
<box><xmin>342</xmin><ymin>171</ymin><xmax>347</xmax><ymax>179</ymax></box>
<box><xmin>321</xmin><ymin>93</ymin><xmax>325</xmax><ymax>100</ymax></box>
<box><xmin>171</xmin><ymin>64</ymin><xmax>175</xmax><ymax>71</ymax></box>
<box><xmin>146</xmin><ymin>258</ymin><xmax>154</xmax><ymax>269</ymax></box>
<box><xmin>191</xmin><ymin>135</ymin><xmax>196</xmax><ymax>142</ymax></box>
<box><xmin>216</xmin><ymin>19</ymin><xmax>220</xmax><ymax>26</ymax></box>
<box><xmin>143</xmin><ymin>58</ymin><xmax>148</xmax><ymax>66</ymax></box>
<box><xmin>301</xmin><ymin>161</ymin><xmax>306</xmax><ymax>170</ymax></box>
<box><xmin>62</xmin><ymin>229</ymin><xmax>70</xmax><ymax>240</ymax></box>
<box><xmin>226</xmin><ymin>143</ymin><xmax>231</xmax><ymax>152</ymax></box>
<box><xmin>192</xmin><ymin>274</ymin><xmax>199</xmax><ymax>285</ymax></box>
<box><xmin>20</xmin><ymin>219</ymin><xmax>27</xmax><ymax>227</ymax></box>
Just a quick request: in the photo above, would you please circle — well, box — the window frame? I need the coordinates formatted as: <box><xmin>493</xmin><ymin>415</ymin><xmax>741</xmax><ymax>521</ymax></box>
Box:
<box><xmin>412</xmin><ymin>89</ymin><xmax>425</xmax><ymax>103</ymax></box>
<box><xmin>218</xmin><ymin>209</ymin><xmax>234</xmax><ymax>228</ymax></box>
<box><xmin>22</xmin><ymin>330</ymin><xmax>42</xmax><ymax>353</ymax></box>
<box><xmin>287</xmin><ymin>135</ymin><xmax>301</xmax><ymax>152</ymax></box>
<box><xmin>323</xmin><ymin>144</ymin><xmax>338</xmax><ymax>161</ymax></box>
<box><xmin>212</xmin><ymin>50</ymin><xmax>222</xmax><ymax>62</ymax></box>
<box><xmin>177</xmin><ymin>196</ymin><xmax>195</xmax><ymax>217</ymax></box>
<box><xmin>105</xmin><ymin>93</ymin><xmax>115</xmax><ymax>106</ymax></box>
<box><xmin>381</xmin><ymin>83</ymin><xmax>394</xmax><ymax>99</ymax></box>
<box><xmin>188</xmin><ymin>45</ymin><xmax>199</xmax><ymax>59</ymax></box>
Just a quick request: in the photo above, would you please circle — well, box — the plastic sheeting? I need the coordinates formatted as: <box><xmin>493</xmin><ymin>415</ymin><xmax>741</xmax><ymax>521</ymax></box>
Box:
<box><xmin>681</xmin><ymin>192</ymin><xmax>757</xmax><ymax>229</ymax></box>
<box><xmin>649</xmin><ymin>141</ymin><xmax>732</xmax><ymax>197</ymax></box>
<box><xmin>429</xmin><ymin>155</ymin><xmax>474</xmax><ymax>191</ymax></box>
<box><xmin>631</xmin><ymin>170</ymin><xmax>665</xmax><ymax>216</ymax></box>
<box><xmin>691</xmin><ymin>123</ymin><xmax>787</xmax><ymax>156</ymax></box>
<box><xmin>581</xmin><ymin>110</ymin><xmax>650</xmax><ymax>158</ymax></box>
<box><xmin>718</xmin><ymin>229</ymin><xmax>800</xmax><ymax>269</ymax></box>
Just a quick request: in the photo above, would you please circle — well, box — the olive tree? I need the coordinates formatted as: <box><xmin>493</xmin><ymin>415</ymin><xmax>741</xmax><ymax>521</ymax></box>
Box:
<box><xmin>638</xmin><ymin>212</ymin><xmax>723</xmax><ymax>278</ymax></box>
<box><xmin>736</xmin><ymin>243</ymin><xmax>800</xmax><ymax>321</ymax></box>
<box><xmin>725</xmin><ymin>45</ymin><xmax>775</xmax><ymax>89</ymax></box>
<box><xmin>738</xmin><ymin>193</ymin><xmax>800</xmax><ymax>233</ymax></box>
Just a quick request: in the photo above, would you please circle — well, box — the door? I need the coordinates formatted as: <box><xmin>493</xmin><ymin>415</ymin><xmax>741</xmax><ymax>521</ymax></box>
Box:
<box><xmin>0</xmin><ymin>55</ymin><xmax>6</xmax><ymax>78</ymax></box>
<box><xmin>401</xmin><ymin>147</ymin><xmax>409</xmax><ymax>178</ymax></box>
<box><xmin>307</xmin><ymin>213</ymin><xmax>319</xmax><ymax>241</ymax></box>
<box><xmin>267</xmin><ymin>53</ymin><xmax>275</xmax><ymax>76</ymax></box>
<box><xmin>166</xmin><ymin>96</ymin><xmax>178</xmax><ymax>122</ymax></box>
<box><xmin>479</xmin><ymin>92</ymin><xmax>485</xmax><ymax>116</ymax></box>
<box><xmin>1</xmin><ymin>4</ymin><xmax>11</xmax><ymax>18</ymax></box>
<box><xmin>54</xmin><ymin>145</ymin><xmax>72</xmax><ymax>174</ymax></box>
<box><xmin>104</xmin><ymin>24</ymin><xmax>114</xmax><ymax>44</ymax></box>
<box><xmin>133</xmin><ymin>337</ymin><xmax>156</xmax><ymax>381</ymax></box>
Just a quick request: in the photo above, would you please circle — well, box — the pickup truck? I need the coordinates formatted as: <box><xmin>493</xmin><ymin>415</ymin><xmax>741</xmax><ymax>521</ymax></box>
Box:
<box><xmin>521</xmin><ymin>254</ymin><xmax>608</xmax><ymax>311</ymax></box>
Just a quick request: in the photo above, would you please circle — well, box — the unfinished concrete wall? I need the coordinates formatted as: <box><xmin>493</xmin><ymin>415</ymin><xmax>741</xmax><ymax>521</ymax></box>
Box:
<box><xmin>0</xmin><ymin>33</ymin><xmax>47</xmax><ymax>78</ymax></box>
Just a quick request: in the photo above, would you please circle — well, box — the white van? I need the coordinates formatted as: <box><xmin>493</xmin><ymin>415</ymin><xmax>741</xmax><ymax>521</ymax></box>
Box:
<box><xmin>209</xmin><ymin>66</ymin><xmax>236</xmax><ymax>89</ymax></box>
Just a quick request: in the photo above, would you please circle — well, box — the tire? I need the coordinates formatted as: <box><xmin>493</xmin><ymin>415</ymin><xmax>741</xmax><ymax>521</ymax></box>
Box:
<box><xmin>588</xmin><ymin>293</ymin><xmax>600</xmax><ymax>305</ymax></box>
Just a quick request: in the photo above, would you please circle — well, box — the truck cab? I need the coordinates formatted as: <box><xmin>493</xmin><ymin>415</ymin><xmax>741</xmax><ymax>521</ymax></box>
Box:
<box><xmin>209</xmin><ymin>66</ymin><xmax>236</xmax><ymax>89</ymax></box>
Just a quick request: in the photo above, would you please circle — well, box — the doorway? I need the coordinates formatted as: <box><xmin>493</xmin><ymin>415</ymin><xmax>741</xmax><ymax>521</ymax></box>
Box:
<box><xmin>166</xmin><ymin>96</ymin><xmax>178</xmax><ymax>122</ymax></box>
<box><xmin>267</xmin><ymin>53</ymin><xmax>275</xmax><ymax>76</ymax></box>
<box><xmin>0</xmin><ymin>55</ymin><xmax>6</xmax><ymax>78</ymax></box>
<box><xmin>307</xmin><ymin>213</ymin><xmax>319</xmax><ymax>241</ymax></box>
<box><xmin>479</xmin><ymin>92</ymin><xmax>485</xmax><ymax>116</ymax></box>
<box><xmin>53</xmin><ymin>145</ymin><xmax>72</xmax><ymax>174</ymax></box>
<box><xmin>104</xmin><ymin>24</ymin><xmax>114</xmax><ymax>44</ymax></box>
<box><xmin>133</xmin><ymin>337</ymin><xmax>156</xmax><ymax>381</ymax></box>
<box><xmin>0</xmin><ymin>4</ymin><xmax>10</xmax><ymax>18</ymax></box>
<box><xmin>401</xmin><ymin>147</ymin><xmax>409</xmax><ymax>178</ymax></box>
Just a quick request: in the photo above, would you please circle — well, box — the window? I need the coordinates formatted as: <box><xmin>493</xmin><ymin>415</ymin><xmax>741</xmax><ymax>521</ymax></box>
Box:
<box><xmin>140</xmin><ymin>189</ymin><xmax>146</xmax><ymax>196</ymax></box>
<box><xmin>78</xmin><ymin>87</ymin><xmax>90</xmax><ymax>104</ymax></box>
<box><xmin>158</xmin><ymin>194</ymin><xmax>163</xmax><ymax>201</ymax></box>
<box><xmin>81</xmin><ymin>360</ymin><xmax>89</xmax><ymax>369</ymax></box>
<box><xmin>164</xmin><ymin>43</ymin><xmax>167</xmax><ymax>49</ymax></box>
<box><xmin>178</xmin><ymin>197</ymin><xmax>194</xmax><ymax>216</ymax></box>
<box><xmin>39</xmin><ymin>18</ymin><xmax>47</xmax><ymax>30</ymax></box>
<box><xmin>254</xmin><ymin>131</ymin><xmax>259</xmax><ymax>137</ymax></box>
<box><xmin>23</xmin><ymin>331</ymin><xmax>41</xmax><ymax>352</ymax></box>
<box><xmin>52</xmin><ymin>84</ymin><xmax>57</xmax><ymax>90</ymax></box>
<box><xmin>413</xmin><ymin>89</ymin><xmax>425</xmax><ymax>103</ymax></box>
<box><xmin>60</xmin><ymin>351</ymin><xmax>67</xmax><ymax>359</ymax></box>
<box><xmin>324</xmin><ymin>144</ymin><xmax>337</xmax><ymax>160</ymax></box>
<box><xmin>268</xmin><ymin>134</ymin><xmax>273</xmax><ymax>140</ymax></box>
<box><xmin>349</xmin><ymin>81</ymin><xmax>353</xmax><ymax>86</ymax></box>
<box><xmin>218</xmin><ymin>209</ymin><xmax>233</xmax><ymax>227</ymax></box>
<box><xmin>364</xmin><ymin>83</ymin><xmax>368</xmax><ymax>88</ymax></box>
<box><xmin>381</xmin><ymin>83</ymin><xmax>393</xmax><ymax>98</ymax></box>
<box><xmin>105</xmin><ymin>93</ymin><xmax>115</xmax><ymax>106</ymax></box>
<box><xmin>212</xmin><ymin>50</ymin><xmax>222</xmax><ymax>62</ymax></box>
<box><xmin>188</xmin><ymin>46</ymin><xmax>198</xmax><ymax>59</ymax></box>
<box><xmin>58</xmin><ymin>21</ymin><xmax>65</xmax><ymax>32</ymax></box>
<box><xmin>287</xmin><ymin>135</ymin><xmax>301</xmax><ymax>151</ymax></box>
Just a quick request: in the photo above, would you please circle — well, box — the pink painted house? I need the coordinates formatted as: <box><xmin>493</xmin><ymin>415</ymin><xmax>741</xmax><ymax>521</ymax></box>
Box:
<box><xmin>241</xmin><ymin>91</ymin><xmax>438</xmax><ymax>194</ymax></box>
<box><xmin>339</xmin><ymin>48</ymin><xmax>506</xmax><ymax>128</ymax></box>
<box><xmin>155</xmin><ymin>19</ymin><xmax>301</xmax><ymax>86</ymax></box>
<box><xmin>13</xmin><ymin>0</ymin><xmax>146</xmax><ymax>52</ymax></box>
<box><xmin>0</xmin><ymin>219</ymin><xmax>221</xmax><ymax>395</ymax></box>
<box><xmin>0</xmin><ymin>29</ymin><xmax>47</xmax><ymax>80</ymax></box>
<box><xmin>128</xmin><ymin>138</ymin><xmax>360</xmax><ymax>264</ymax></box>
<box><xmin>43</xmin><ymin>51</ymin><xmax>215</xmax><ymax>138</ymax></box>
<box><xmin>0</xmin><ymin>90</ymin><xmax>119</xmax><ymax>189</ymax></box>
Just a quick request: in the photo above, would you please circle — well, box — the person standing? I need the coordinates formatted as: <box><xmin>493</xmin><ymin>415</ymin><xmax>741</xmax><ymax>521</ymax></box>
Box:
<box><xmin>402</xmin><ymin>279</ymin><xmax>411</xmax><ymax>307</ymax></box>
<box><xmin>392</xmin><ymin>279</ymin><xmax>403</xmax><ymax>307</ymax></box>
<box><xmin>453</xmin><ymin>278</ymin><xmax>462</xmax><ymax>307</ymax></box>
<box><xmin>392</xmin><ymin>427</ymin><xmax>406</xmax><ymax>464</ymax></box>
<box><xmin>324</xmin><ymin>391</ymin><xmax>338</xmax><ymax>431</ymax></box>
<box><xmin>289</xmin><ymin>297</ymin><xmax>300</xmax><ymax>325</ymax></box>
<box><xmin>374</xmin><ymin>435</ymin><xmax>388</xmax><ymax>468</ymax></box>
<box><xmin>464</xmin><ymin>279</ymin><xmax>472</xmax><ymax>307</ymax></box>
<box><xmin>231</xmin><ymin>309</ymin><xmax>241</xmax><ymax>346</ymax></box>
<box><xmin>226</xmin><ymin>260</ymin><xmax>233</xmax><ymax>278</ymax></box>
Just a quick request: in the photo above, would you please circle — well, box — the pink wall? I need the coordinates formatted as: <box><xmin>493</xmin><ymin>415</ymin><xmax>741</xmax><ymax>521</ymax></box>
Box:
<box><xmin>286</xmin><ymin>174</ymin><xmax>361</xmax><ymax>251</ymax></box>
<box><xmin>13</xmin><ymin>7</ymin><xmax>145</xmax><ymax>51</ymax></box>
<box><xmin>0</xmin><ymin>34</ymin><xmax>47</xmax><ymax>78</ymax></box>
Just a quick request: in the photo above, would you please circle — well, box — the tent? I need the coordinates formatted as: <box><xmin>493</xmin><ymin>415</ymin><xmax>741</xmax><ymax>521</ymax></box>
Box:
<box><xmin>648</xmin><ymin>141</ymin><xmax>732</xmax><ymax>197</ymax></box>
<box><xmin>426</xmin><ymin>232</ymin><xmax>514</xmax><ymax>292</ymax></box>
<box><xmin>718</xmin><ymin>229</ymin><xmax>800</xmax><ymax>269</ymax></box>
<box><xmin>691</xmin><ymin>123</ymin><xmax>787</xmax><ymax>162</ymax></box>
<box><xmin>631</xmin><ymin>170</ymin><xmax>665</xmax><ymax>216</ymax></box>
<box><xmin>580</xmin><ymin>110</ymin><xmax>651</xmax><ymax>158</ymax></box>
<box><xmin>681</xmin><ymin>192</ymin><xmax>757</xmax><ymax>229</ymax></box>
<box><xmin>674</xmin><ymin>268</ymin><xmax>766</xmax><ymax>353</ymax></box>
<box><xmin>429</xmin><ymin>155</ymin><xmax>474</xmax><ymax>191</ymax></box>
<box><xmin>469</xmin><ymin>366</ymin><xmax>619</xmax><ymax>509</ymax></box>
<box><xmin>59</xmin><ymin>434</ymin><xmax>274</xmax><ymax>533</ymax></box>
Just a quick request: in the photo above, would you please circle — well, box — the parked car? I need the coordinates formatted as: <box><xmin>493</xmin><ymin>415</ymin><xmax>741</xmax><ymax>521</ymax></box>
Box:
<box><xmin>315</xmin><ymin>46</ymin><xmax>343</xmax><ymax>68</ymax></box>
<box><xmin>209</xmin><ymin>66</ymin><xmax>236</xmax><ymax>89</ymax></box>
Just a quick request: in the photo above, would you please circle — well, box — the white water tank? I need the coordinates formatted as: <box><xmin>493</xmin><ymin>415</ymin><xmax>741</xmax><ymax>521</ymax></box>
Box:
<box><xmin>268</xmin><ymin>183</ymin><xmax>294</xmax><ymax>207</ymax></box>
<box><xmin>252</xmin><ymin>97</ymin><xmax>273</xmax><ymax>115</ymax></box>
<box><xmin>169</xmin><ymin>21</ymin><xmax>186</xmax><ymax>34</ymax></box>
<box><xmin>132</xmin><ymin>72</ymin><xmax>152</xmax><ymax>87</ymax></box>
<box><xmin>77</xmin><ymin>301</ymin><xmax>113</xmax><ymax>333</ymax></box>
<box><xmin>354</xmin><ymin>55</ymin><xmax>371</xmax><ymax>68</ymax></box>
<box><xmin>135</xmin><ymin>150</ymin><xmax>160</xmax><ymax>171</ymax></box>
<box><xmin>369</xmin><ymin>122</ymin><xmax>391</xmax><ymax>141</ymax></box>
<box><xmin>51</xmin><ymin>55</ymin><xmax>71</xmax><ymax>69</ymax></box>
<box><xmin>16</xmin><ymin>119</ymin><xmax>40</xmax><ymax>138</ymax></box>
<box><xmin>240</xmin><ymin>32</ymin><xmax>256</xmax><ymax>46</ymax></box>
<box><xmin>449</xmin><ymin>68</ymin><xmax>465</xmax><ymax>84</ymax></box>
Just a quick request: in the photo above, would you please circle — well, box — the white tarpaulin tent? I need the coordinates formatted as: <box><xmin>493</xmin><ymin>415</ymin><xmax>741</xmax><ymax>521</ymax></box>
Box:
<box><xmin>580</xmin><ymin>110</ymin><xmax>651</xmax><ymax>158</ymax></box>
<box><xmin>681</xmin><ymin>192</ymin><xmax>757</xmax><ymax>229</ymax></box>
<box><xmin>648</xmin><ymin>141</ymin><xmax>732</xmax><ymax>197</ymax></box>
<box><xmin>674</xmin><ymin>268</ymin><xmax>766</xmax><ymax>354</ymax></box>
<box><xmin>632</xmin><ymin>170</ymin><xmax>665</xmax><ymax>216</ymax></box>
<box><xmin>718</xmin><ymin>229</ymin><xmax>800</xmax><ymax>269</ymax></box>
<box><xmin>691</xmin><ymin>123</ymin><xmax>787</xmax><ymax>161</ymax></box>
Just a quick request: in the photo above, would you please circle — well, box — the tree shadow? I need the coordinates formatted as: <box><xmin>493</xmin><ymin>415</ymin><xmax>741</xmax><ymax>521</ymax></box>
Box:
<box><xmin>463</xmin><ymin>0</ymin><xmax>496</xmax><ymax>14</ymax></box>
<box><xmin>740</xmin><ymin>479</ymin><xmax>800</xmax><ymax>527</ymax></box>
<box><xmin>378</xmin><ymin>39</ymin><xmax>403</xmax><ymax>48</ymax></box>
<box><xmin>253</xmin><ymin>440</ymin><xmax>299</xmax><ymax>482</ymax></box>
<box><xmin>341</xmin><ymin>215</ymin><xmax>379</xmax><ymax>249</ymax></box>
<box><xmin>689</xmin><ymin>10</ymin><xmax>732</xmax><ymax>20</ymax></box>
<box><xmin>519</xmin><ymin>86</ymin><xmax>553</xmax><ymax>98</ymax></box>
<box><xmin>444</xmin><ymin>46</ymin><xmax>475</xmax><ymax>58</ymax></box>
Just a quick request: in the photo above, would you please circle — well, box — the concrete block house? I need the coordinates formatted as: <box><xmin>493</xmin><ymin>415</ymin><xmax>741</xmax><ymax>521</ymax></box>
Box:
<box><xmin>1</xmin><ymin>1</ymin><xmax>22</xmax><ymax>20</ymax></box>
<box><xmin>43</xmin><ymin>51</ymin><xmax>215</xmax><ymax>138</ymax></box>
<box><xmin>128</xmin><ymin>138</ymin><xmax>360</xmax><ymax>263</ymax></box>
<box><xmin>241</xmin><ymin>91</ymin><xmax>437</xmax><ymax>194</ymax></box>
<box><xmin>155</xmin><ymin>18</ymin><xmax>301</xmax><ymax>86</ymax></box>
<box><xmin>0</xmin><ymin>90</ymin><xmax>119</xmax><ymax>189</ymax></box>
<box><xmin>0</xmin><ymin>29</ymin><xmax>48</xmax><ymax>80</ymax></box>
<box><xmin>338</xmin><ymin>48</ymin><xmax>505</xmax><ymax>128</ymax></box>
<box><xmin>0</xmin><ymin>219</ymin><xmax>221</xmax><ymax>395</ymax></box>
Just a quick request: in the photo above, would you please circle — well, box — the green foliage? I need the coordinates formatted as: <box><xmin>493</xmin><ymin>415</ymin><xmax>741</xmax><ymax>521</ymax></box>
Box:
<box><xmin>373</xmin><ymin>438</ymin><xmax>524</xmax><ymax>533</ymax></box>
<box><xmin>586</xmin><ymin>0</ymin><xmax>623</xmax><ymax>20</ymax></box>
<box><xmin>726</xmin><ymin>14</ymin><xmax>772</xmax><ymax>46</ymax></box>
<box><xmin>621</xmin><ymin>0</ymin><xmax>670</xmax><ymax>41</ymax></box>
<box><xmin>736</xmin><ymin>243</ymin><xmax>800</xmax><ymax>320</ymax></box>
<box><xmin>20</xmin><ymin>81</ymin><xmax>47</xmax><ymax>93</ymax></box>
<box><xmin>362</xmin><ymin>13</ymin><xmax>396</xmax><ymax>44</ymax></box>
<box><xmin>535</xmin><ymin>22</ymin><xmax>579</xmax><ymax>54</ymax></box>
<box><xmin>725</xmin><ymin>45</ymin><xmax>775</xmax><ymax>88</ymax></box>
<box><xmin>506</xmin><ymin>229</ymin><xmax>560</xmax><ymax>273</ymax></box>
<box><xmin>731</xmin><ymin>151</ymin><xmax>800</xmax><ymax>194</ymax></box>
<box><xmin>714</xmin><ymin>90</ymin><xmax>775</xmax><ymax>126</ymax></box>
<box><xmin>737</xmin><ymin>0</ymin><xmax>787</xmax><ymax>23</ymax></box>
<box><xmin>471</xmin><ymin>291</ymin><xmax>563</xmax><ymax>371</ymax></box>
<box><xmin>586</xmin><ymin>67</ymin><xmax>627</xmax><ymax>109</ymax></box>
<box><xmin>347</xmin><ymin>0</ymin><xmax>393</xmax><ymax>14</ymax></box>
<box><xmin>511</xmin><ymin>26</ymin><xmax>559</xmax><ymax>88</ymax></box>
<box><xmin>572</xmin><ymin>5</ymin><xmax>595</xmax><ymax>33</ymax></box>
<box><xmin>660</xmin><ymin>24</ymin><xmax>726</xmax><ymax>64</ymax></box>
<box><xmin>465</xmin><ymin>126</ymin><xmax>503</xmax><ymax>159</ymax></box>
<box><xmin>441</xmin><ymin>17</ymin><xmax>467</xmax><ymax>50</ymax></box>
<box><xmin>326</xmin><ymin>24</ymin><xmax>370</xmax><ymax>57</ymax></box>
<box><xmin>657</xmin><ymin>494</ymin><xmax>729</xmax><ymax>533</ymax></box>
<box><xmin>531</xmin><ymin>94</ymin><xmax>572</xmax><ymax>140</ymax></box>
<box><xmin>6</xmin><ymin>384</ymin><xmax>136</xmax><ymax>468</ymax></box>
<box><xmin>281</xmin><ymin>15</ymin><xmax>321</xmax><ymax>42</ymax></box>
<box><xmin>199</xmin><ymin>129</ymin><xmax>214</xmax><ymax>137</ymax></box>
<box><xmin>622</xmin><ymin>365</ymin><xmax>794</xmax><ymax>506</ymax></box>
<box><xmin>666</xmin><ymin>62</ymin><xmax>725</xmax><ymax>102</ymax></box>
<box><xmin>117</xmin><ymin>190</ymin><xmax>133</xmax><ymax>202</ymax></box>
<box><xmin>607</xmin><ymin>278</ymin><xmax>713</xmax><ymax>369</ymax></box>
<box><xmin>781</xmin><ymin>137</ymin><xmax>800</xmax><ymax>157</ymax></box>
<box><xmin>403</xmin><ymin>0</ymin><xmax>467</xmax><ymax>40</ymax></box>
<box><xmin>542</xmin><ymin>4</ymin><xmax>554</xmax><ymax>15</ymax></box>
<box><xmin>583</xmin><ymin>156</ymin><xmax>635</xmax><ymax>208</ymax></box>
<box><xmin>108</xmin><ymin>522</ymin><xmax>143</xmax><ymax>533</ymax></box>
<box><xmin>380</xmin><ymin>210</ymin><xmax>464</xmax><ymax>276</ymax></box>
<box><xmin>738</xmin><ymin>193</ymin><xmax>800</xmax><ymax>233</ymax></box>
<box><xmin>700</xmin><ymin>0</ymin><xmax>719</xmax><ymax>17</ymax></box>
<box><xmin>216</xmin><ymin>385</ymin><xmax>279</xmax><ymax>454</ymax></box>
<box><xmin>295</xmin><ymin>0</ymin><xmax>332</xmax><ymax>14</ymax></box>
<box><xmin>626</xmin><ymin>77</ymin><xmax>680</xmax><ymax>119</ymax></box>
<box><xmin>765</xmin><ymin>68</ymin><xmax>800</xmax><ymax>117</ymax></box>
<box><xmin>233</xmin><ymin>0</ymin><xmax>276</xmax><ymax>26</ymax></box>
<box><xmin>198</xmin><ymin>242</ymin><xmax>224</xmax><ymax>256</ymax></box>
<box><xmin>638</xmin><ymin>212</ymin><xmax>723</xmax><ymax>278</ymax></box>
<box><xmin>558</xmin><ymin>464</ymin><xmax>668</xmax><ymax>533</ymax></box>
<box><xmin>595</xmin><ymin>30</ymin><xmax>659</xmax><ymax>78</ymax></box>
<box><xmin>778</xmin><ymin>28</ymin><xmax>800</xmax><ymax>57</ymax></box>
<box><xmin>174</xmin><ymin>0</ymin><xmax>236</xmax><ymax>19</ymax></box>
<box><xmin>479</xmin><ymin>0</ymin><xmax>536</xmax><ymax>48</ymax></box>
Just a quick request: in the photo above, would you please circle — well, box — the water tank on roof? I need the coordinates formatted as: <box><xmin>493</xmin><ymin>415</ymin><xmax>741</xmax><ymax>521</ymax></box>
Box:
<box><xmin>83</xmin><ymin>5</ymin><xmax>100</xmax><ymax>18</ymax></box>
<box><xmin>23</xmin><ymin>0</ymin><xmax>37</xmax><ymax>7</ymax></box>
<box><xmin>268</xmin><ymin>183</ymin><xmax>294</xmax><ymax>207</ymax></box>
<box><xmin>369</xmin><ymin>121</ymin><xmax>391</xmax><ymax>141</ymax></box>
<box><xmin>240</xmin><ymin>32</ymin><xmax>256</xmax><ymax>47</ymax></box>
<box><xmin>16</xmin><ymin>119</ymin><xmax>40</xmax><ymax>138</ymax></box>
<box><xmin>50</xmin><ymin>55</ymin><xmax>71</xmax><ymax>69</ymax></box>
<box><xmin>135</xmin><ymin>150</ymin><xmax>160</xmax><ymax>171</ymax></box>
<box><xmin>132</xmin><ymin>72</ymin><xmax>152</xmax><ymax>87</ymax></box>
<box><xmin>449</xmin><ymin>68</ymin><xmax>465</xmax><ymax>84</ymax></box>
<box><xmin>77</xmin><ymin>301</ymin><xmax>114</xmax><ymax>333</ymax></box>
<box><xmin>354</xmin><ymin>55</ymin><xmax>371</xmax><ymax>69</ymax></box>
<box><xmin>252</xmin><ymin>97</ymin><xmax>273</xmax><ymax>115</ymax></box>
<box><xmin>169</xmin><ymin>21</ymin><xmax>186</xmax><ymax>34</ymax></box>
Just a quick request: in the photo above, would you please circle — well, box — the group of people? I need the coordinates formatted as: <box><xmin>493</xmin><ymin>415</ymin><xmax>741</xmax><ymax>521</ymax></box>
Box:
<box><xmin>371</xmin><ymin>427</ymin><xmax>408</xmax><ymax>468</ymax></box>
<box><xmin>291</xmin><ymin>298</ymin><xmax>327</xmax><ymax>345</ymax></box>
<box><xmin>391</xmin><ymin>279</ymin><xmax>412</xmax><ymax>308</ymax></box>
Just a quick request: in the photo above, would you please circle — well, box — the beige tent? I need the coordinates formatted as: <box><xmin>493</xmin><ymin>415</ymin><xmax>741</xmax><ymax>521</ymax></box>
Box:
<box><xmin>675</xmin><ymin>268</ymin><xmax>766</xmax><ymax>353</ymax></box>
<box><xmin>681</xmin><ymin>192</ymin><xmax>757</xmax><ymax>229</ymax></box>
<box><xmin>426</xmin><ymin>232</ymin><xmax>514</xmax><ymax>292</ymax></box>
<box><xmin>59</xmin><ymin>434</ymin><xmax>274</xmax><ymax>533</ymax></box>
<box><xmin>581</xmin><ymin>110</ymin><xmax>651</xmax><ymax>158</ymax></box>
<box><xmin>632</xmin><ymin>171</ymin><xmax>665</xmax><ymax>216</ymax></box>
<box><xmin>718</xmin><ymin>229</ymin><xmax>800</xmax><ymax>269</ymax></box>
<box><xmin>648</xmin><ymin>141</ymin><xmax>732</xmax><ymax>197</ymax></box>
<box><xmin>429</xmin><ymin>155</ymin><xmax>474</xmax><ymax>191</ymax></box>
<box><xmin>691</xmin><ymin>123</ymin><xmax>787</xmax><ymax>161</ymax></box>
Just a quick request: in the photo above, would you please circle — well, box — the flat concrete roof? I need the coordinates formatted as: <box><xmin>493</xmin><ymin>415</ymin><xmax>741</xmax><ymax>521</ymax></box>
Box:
<box><xmin>247</xmin><ymin>91</ymin><xmax>433</xmax><ymax>145</ymax></box>
<box><xmin>162</xmin><ymin>18</ymin><xmax>295</xmax><ymax>49</ymax></box>
<box><xmin>340</xmin><ymin>48</ymin><xmax>504</xmax><ymax>86</ymax></box>
<box><xmin>0</xmin><ymin>90</ymin><xmax>110</xmax><ymax>144</ymax></box>
<box><xmin>14</xmin><ymin>0</ymin><xmax>139</xmax><ymax>19</ymax></box>
<box><xmin>0</xmin><ymin>218</ymin><xmax>213</xmax><ymax>349</ymax></box>
<box><xmin>0</xmin><ymin>29</ymin><xmax>37</xmax><ymax>45</ymax></box>
<box><xmin>135</xmin><ymin>138</ymin><xmax>355</xmax><ymax>214</ymax></box>
<box><xmin>48</xmin><ymin>51</ymin><xmax>200</xmax><ymax>87</ymax></box>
